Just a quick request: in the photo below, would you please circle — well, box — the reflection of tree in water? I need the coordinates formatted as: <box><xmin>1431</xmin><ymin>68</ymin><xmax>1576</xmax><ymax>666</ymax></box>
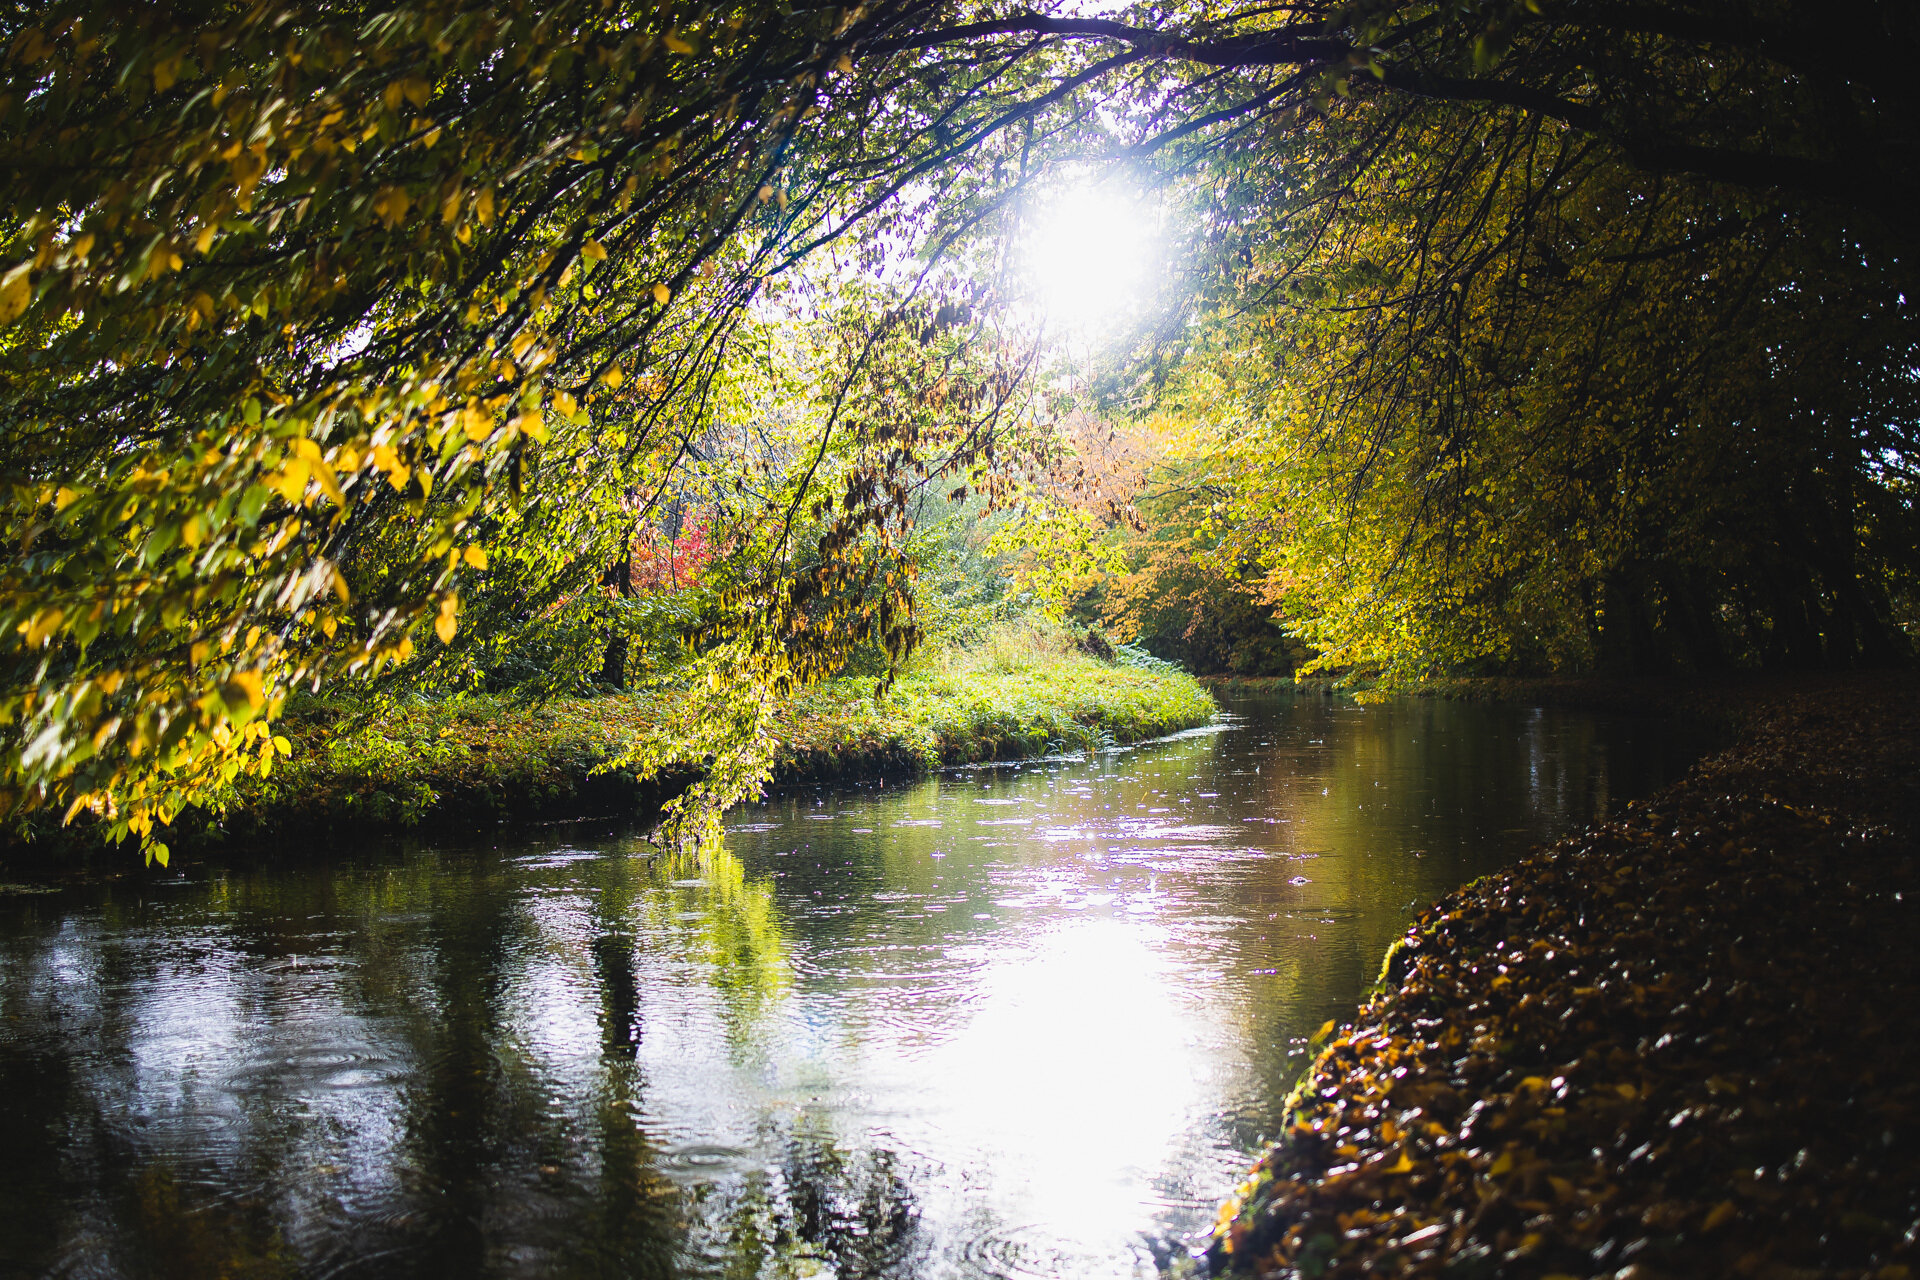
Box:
<box><xmin>638</xmin><ymin>841</ymin><xmax>790</xmax><ymax>1049</ymax></box>
<box><xmin>682</xmin><ymin>1128</ymin><xmax>921</xmax><ymax>1280</ymax></box>
<box><xmin>621</xmin><ymin>848</ymin><xmax>926</xmax><ymax>1275</ymax></box>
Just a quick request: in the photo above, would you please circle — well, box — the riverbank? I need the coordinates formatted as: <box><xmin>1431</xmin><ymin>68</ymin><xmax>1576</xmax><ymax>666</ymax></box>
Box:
<box><xmin>50</xmin><ymin>622</ymin><xmax>1214</xmax><ymax>854</ymax></box>
<box><xmin>1207</xmin><ymin>677</ymin><xmax>1920</xmax><ymax>1279</ymax></box>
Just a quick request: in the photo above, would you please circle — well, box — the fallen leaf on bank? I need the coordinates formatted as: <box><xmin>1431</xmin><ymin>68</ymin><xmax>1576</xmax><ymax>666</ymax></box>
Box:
<box><xmin>1209</xmin><ymin>681</ymin><xmax>1920</xmax><ymax>1280</ymax></box>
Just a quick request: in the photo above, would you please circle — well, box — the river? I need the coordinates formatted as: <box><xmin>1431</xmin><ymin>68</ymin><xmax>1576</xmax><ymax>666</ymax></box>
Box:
<box><xmin>0</xmin><ymin>693</ymin><xmax>1706</xmax><ymax>1278</ymax></box>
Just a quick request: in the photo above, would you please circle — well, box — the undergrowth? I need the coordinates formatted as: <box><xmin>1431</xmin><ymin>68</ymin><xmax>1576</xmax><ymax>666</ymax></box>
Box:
<box><xmin>185</xmin><ymin>617</ymin><xmax>1215</xmax><ymax>844</ymax></box>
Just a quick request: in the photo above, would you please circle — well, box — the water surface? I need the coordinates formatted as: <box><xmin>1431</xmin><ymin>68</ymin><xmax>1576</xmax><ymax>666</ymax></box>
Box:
<box><xmin>0</xmin><ymin>695</ymin><xmax>1705</xmax><ymax>1278</ymax></box>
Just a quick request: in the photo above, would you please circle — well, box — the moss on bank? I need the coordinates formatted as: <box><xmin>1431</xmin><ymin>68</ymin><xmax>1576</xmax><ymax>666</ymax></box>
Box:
<box><xmin>1207</xmin><ymin>678</ymin><xmax>1920</xmax><ymax>1280</ymax></box>
<box><xmin>168</xmin><ymin>622</ymin><xmax>1215</xmax><ymax>847</ymax></box>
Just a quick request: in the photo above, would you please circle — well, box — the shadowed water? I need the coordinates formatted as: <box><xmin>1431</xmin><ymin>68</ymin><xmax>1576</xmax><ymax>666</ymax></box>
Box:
<box><xmin>0</xmin><ymin>695</ymin><xmax>1707</xmax><ymax>1278</ymax></box>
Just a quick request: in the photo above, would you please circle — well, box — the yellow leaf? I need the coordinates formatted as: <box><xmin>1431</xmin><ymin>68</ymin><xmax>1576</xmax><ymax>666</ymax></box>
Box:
<box><xmin>462</xmin><ymin>546</ymin><xmax>488</xmax><ymax>569</ymax></box>
<box><xmin>0</xmin><ymin>264</ymin><xmax>32</xmax><ymax>323</ymax></box>
<box><xmin>312</xmin><ymin>460</ymin><xmax>345</xmax><ymax>506</ymax></box>
<box><xmin>1488</xmin><ymin>1150</ymin><xmax>1515</xmax><ymax>1177</ymax></box>
<box><xmin>582</xmin><ymin>239</ymin><xmax>607</xmax><ymax>262</ymax></box>
<box><xmin>372</xmin><ymin>186</ymin><xmax>412</xmax><ymax>228</ymax></box>
<box><xmin>663</xmin><ymin>32</ymin><xmax>694</xmax><ymax>54</ymax></box>
<box><xmin>269</xmin><ymin>458</ymin><xmax>312</xmax><ymax>503</ymax></box>
<box><xmin>652</xmin><ymin>282</ymin><xmax>670</xmax><ymax>305</ymax></box>
<box><xmin>601</xmin><ymin>365</ymin><xmax>624</xmax><ymax>388</ymax></box>
<box><xmin>225</xmin><ymin>669</ymin><xmax>265</xmax><ymax>710</ymax></box>
<box><xmin>20</xmin><ymin>608</ymin><xmax>64</xmax><ymax>647</ymax></box>
<box><xmin>475</xmin><ymin>187</ymin><xmax>496</xmax><ymax>227</ymax></box>
<box><xmin>435</xmin><ymin>595</ymin><xmax>458</xmax><ymax>644</ymax></box>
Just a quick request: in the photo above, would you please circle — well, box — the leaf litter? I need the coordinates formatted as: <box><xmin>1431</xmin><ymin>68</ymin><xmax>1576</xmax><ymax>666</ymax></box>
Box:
<box><xmin>1208</xmin><ymin>683</ymin><xmax>1920</xmax><ymax>1280</ymax></box>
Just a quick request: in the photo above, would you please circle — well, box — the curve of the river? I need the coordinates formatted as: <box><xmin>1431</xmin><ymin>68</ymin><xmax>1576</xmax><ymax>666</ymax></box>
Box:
<box><xmin>0</xmin><ymin>694</ymin><xmax>1708</xmax><ymax>1278</ymax></box>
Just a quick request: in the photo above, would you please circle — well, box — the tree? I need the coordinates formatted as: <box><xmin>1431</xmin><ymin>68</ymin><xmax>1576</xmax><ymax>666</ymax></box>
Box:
<box><xmin>0</xmin><ymin>0</ymin><xmax>1068</xmax><ymax>856</ymax></box>
<box><xmin>1017</xmin><ymin>0</ymin><xmax>1920</xmax><ymax>680</ymax></box>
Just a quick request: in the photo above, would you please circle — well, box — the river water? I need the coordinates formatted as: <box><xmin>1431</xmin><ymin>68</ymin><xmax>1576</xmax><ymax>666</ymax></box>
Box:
<box><xmin>0</xmin><ymin>694</ymin><xmax>1705</xmax><ymax>1279</ymax></box>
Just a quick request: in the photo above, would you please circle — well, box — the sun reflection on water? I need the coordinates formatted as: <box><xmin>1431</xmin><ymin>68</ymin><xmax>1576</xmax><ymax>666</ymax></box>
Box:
<box><xmin>924</xmin><ymin>917</ymin><xmax>1203</xmax><ymax>1251</ymax></box>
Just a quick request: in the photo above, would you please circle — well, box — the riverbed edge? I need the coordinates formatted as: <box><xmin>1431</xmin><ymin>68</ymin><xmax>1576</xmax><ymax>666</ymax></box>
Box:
<box><xmin>1203</xmin><ymin>675</ymin><xmax>1920</xmax><ymax>1279</ymax></box>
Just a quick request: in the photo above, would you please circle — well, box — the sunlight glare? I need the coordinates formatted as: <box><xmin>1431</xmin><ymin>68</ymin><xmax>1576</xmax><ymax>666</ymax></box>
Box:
<box><xmin>922</xmin><ymin>917</ymin><xmax>1206</xmax><ymax>1250</ymax></box>
<box><xmin>1024</xmin><ymin>183</ymin><xmax>1159</xmax><ymax>340</ymax></box>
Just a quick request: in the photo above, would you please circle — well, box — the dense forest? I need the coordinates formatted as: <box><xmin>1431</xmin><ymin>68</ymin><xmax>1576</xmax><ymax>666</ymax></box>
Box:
<box><xmin>2</xmin><ymin>0</ymin><xmax>1914</xmax><ymax>858</ymax></box>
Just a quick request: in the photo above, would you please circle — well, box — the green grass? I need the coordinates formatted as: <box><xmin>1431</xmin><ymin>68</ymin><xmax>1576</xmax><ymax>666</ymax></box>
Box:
<box><xmin>777</xmin><ymin>618</ymin><xmax>1219</xmax><ymax>779</ymax></box>
<box><xmin>201</xmin><ymin>619</ymin><xmax>1217</xmax><ymax>843</ymax></box>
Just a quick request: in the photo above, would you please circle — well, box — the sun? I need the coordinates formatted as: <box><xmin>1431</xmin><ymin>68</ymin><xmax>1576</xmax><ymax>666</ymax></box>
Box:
<box><xmin>1022</xmin><ymin>180</ymin><xmax>1159</xmax><ymax>340</ymax></box>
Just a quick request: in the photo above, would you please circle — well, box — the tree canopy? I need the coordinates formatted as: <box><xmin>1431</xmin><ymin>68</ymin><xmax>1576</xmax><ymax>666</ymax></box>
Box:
<box><xmin>976</xmin><ymin>0</ymin><xmax>1920</xmax><ymax>681</ymax></box>
<box><xmin>4</xmin><ymin>0</ymin><xmax>1915</xmax><ymax>854</ymax></box>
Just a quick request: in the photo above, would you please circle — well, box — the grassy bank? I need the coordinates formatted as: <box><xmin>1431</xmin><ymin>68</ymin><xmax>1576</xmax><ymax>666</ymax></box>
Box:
<box><xmin>775</xmin><ymin>623</ymin><xmax>1217</xmax><ymax>781</ymax></box>
<box><xmin>1206</xmin><ymin>677</ymin><xmax>1920</xmax><ymax>1280</ymax></box>
<box><xmin>167</xmin><ymin>620</ymin><xmax>1215</xmax><ymax>847</ymax></box>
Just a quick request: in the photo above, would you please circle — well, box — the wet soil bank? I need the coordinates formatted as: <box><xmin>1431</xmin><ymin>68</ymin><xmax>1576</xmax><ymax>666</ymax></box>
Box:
<box><xmin>1208</xmin><ymin>676</ymin><xmax>1920</xmax><ymax>1280</ymax></box>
